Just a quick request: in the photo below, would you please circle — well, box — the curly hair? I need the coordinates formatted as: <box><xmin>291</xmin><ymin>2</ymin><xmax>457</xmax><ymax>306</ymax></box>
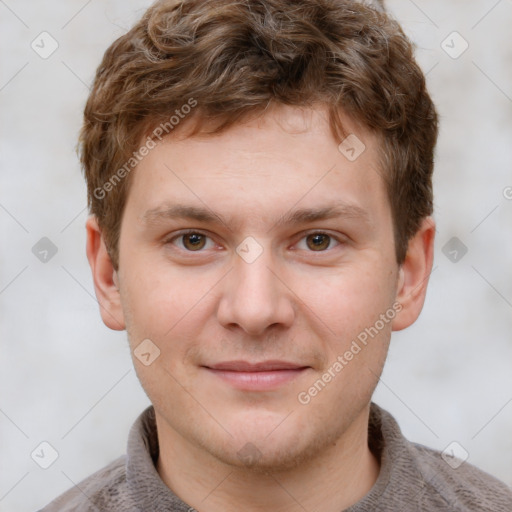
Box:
<box><xmin>80</xmin><ymin>0</ymin><xmax>438</xmax><ymax>269</ymax></box>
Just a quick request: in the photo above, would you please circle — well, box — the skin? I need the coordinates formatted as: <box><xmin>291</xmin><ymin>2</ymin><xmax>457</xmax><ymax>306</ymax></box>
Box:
<box><xmin>87</xmin><ymin>104</ymin><xmax>435</xmax><ymax>512</ymax></box>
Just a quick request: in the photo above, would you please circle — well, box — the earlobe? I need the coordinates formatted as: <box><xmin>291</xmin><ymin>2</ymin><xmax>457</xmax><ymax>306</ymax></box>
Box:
<box><xmin>392</xmin><ymin>217</ymin><xmax>435</xmax><ymax>332</ymax></box>
<box><xmin>85</xmin><ymin>216</ymin><xmax>125</xmax><ymax>331</ymax></box>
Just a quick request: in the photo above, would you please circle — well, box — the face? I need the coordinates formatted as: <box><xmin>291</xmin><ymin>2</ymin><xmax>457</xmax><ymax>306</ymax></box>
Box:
<box><xmin>89</xmin><ymin>105</ymin><xmax>432</xmax><ymax>472</ymax></box>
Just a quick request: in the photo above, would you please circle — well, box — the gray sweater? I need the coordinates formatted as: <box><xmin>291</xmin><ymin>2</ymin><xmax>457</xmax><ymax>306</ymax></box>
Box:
<box><xmin>39</xmin><ymin>403</ymin><xmax>512</xmax><ymax>511</ymax></box>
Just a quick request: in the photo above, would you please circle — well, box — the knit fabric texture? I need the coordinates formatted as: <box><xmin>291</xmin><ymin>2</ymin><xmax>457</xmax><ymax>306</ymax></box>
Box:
<box><xmin>39</xmin><ymin>403</ymin><xmax>512</xmax><ymax>511</ymax></box>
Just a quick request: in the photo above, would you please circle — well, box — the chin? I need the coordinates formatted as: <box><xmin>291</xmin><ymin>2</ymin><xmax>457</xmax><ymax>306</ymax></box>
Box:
<box><xmin>203</xmin><ymin>420</ymin><xmax>326</xmax><ymax>474</ymax></box>
<box><xmin>217</xmin><ymin>439</ymin><xmax>312</xmax><ymax>474</ymax></box>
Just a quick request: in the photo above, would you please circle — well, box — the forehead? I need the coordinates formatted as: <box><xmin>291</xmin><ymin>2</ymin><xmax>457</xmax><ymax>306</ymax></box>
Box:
<box><xmin>125</xmin><ymin>105</ymin><xmax>390</xmax><ymax>232</ymax></box>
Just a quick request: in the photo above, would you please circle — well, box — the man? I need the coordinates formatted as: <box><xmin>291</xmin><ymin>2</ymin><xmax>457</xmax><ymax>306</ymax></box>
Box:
<box><xmin>41</xmin><ymin>0</ymin><xmax>512</xmax><ymax>510</ymax></box>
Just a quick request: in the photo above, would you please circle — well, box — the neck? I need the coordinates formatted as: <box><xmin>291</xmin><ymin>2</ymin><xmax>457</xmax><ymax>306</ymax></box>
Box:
<box><xmin>156</xmin><ymin>406</ymin><xmax>380</xmax><ymax>512</ymax></box>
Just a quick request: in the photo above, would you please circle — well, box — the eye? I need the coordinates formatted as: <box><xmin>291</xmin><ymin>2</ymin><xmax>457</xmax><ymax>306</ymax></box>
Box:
<box><xmin>166</xmin><ymin>230</ymin><xmax>344</xmax><ymax>254</ymax></box>
<box><xmin>295</xmin><ymin>232</ymin><xmax>341</xmax><ymax>252</ymax></box>
<box><xmin>167</xmin><ymin>230</ymin><xmax>216</xmax><ymax>252</ymax></box>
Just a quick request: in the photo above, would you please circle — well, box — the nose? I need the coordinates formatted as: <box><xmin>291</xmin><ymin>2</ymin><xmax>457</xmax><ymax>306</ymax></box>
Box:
<box><xmin>216</xmin><ymin>244</ymin><xmax>295</xmax><ymax>336</ymax></box>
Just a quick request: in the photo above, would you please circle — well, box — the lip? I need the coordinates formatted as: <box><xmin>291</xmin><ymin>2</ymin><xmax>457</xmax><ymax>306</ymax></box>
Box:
<box><xmin>203</xmin><ymin>360</ymin><xmax>310</xmax><ymax>391</ymax></box>
<box><xmin>208</xmin><ymin>360</ymin><xmax>307</xmax><ymax>372</ymax></box>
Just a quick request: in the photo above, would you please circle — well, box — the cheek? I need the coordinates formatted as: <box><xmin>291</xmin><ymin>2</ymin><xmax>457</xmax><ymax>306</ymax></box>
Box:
<box><xmin>120</xmin><ymin>268</ymin><xmax>213</xmax><ymax>384</ymax></box>
<box><xmin>295</xmin><ymin>262</ymin><xmax>397</xmax><ymax>340</ymax></box>
<box><xmin>120</xmin><ymin>260</ymin><xmax>202</xmax><ymax>337</ymax></box>
<box><xmin>294</xmin><ymin>267</ymin><xmax>394</xmax><ymax>410</ymax></box>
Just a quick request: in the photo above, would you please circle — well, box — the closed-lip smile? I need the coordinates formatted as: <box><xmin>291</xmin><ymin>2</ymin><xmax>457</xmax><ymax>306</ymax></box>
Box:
<box><xmin>203</xmin><ymin>360</ymin><xmax>310</xmax><ymax>391</ymax></box>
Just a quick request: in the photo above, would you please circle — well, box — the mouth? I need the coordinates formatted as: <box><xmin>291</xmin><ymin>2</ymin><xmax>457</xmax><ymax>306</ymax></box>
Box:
<box><xmin>202</xmin><ymin>360</ymin><xmax>310</xmax><ymax>391</ymax></box>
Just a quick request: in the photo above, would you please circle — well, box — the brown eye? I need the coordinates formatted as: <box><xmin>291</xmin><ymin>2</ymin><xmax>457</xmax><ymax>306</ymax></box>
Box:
<box><xmin>305</xmin><ymin>233</ymin><xmax>332</xmax><ymax>251</ymax></box>
<box><xmin>182</xmin><ymin>233</ymin><xmax>207</xmax><ymax>251</ymax></box>
<box><xmin>166</xmin><ymin>230</ymin><xmax>217</xmax><ymax>253</ymax></box>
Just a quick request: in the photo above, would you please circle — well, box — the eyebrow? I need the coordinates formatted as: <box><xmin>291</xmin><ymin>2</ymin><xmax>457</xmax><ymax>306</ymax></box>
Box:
<box><xmin>141</xmin><ymin>202</ymin><xmax>370</xmax><ymax>231</ymax></box>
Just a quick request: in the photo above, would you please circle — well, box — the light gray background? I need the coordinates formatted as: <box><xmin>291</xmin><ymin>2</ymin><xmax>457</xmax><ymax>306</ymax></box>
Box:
<box><xmin>1</xmin><ymin>1</ymin><xmax>511</xmax><ymax>510</ymax></box>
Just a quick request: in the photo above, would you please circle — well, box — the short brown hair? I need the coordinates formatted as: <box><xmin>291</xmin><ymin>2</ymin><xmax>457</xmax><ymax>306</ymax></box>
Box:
<box><xmin>80</xmin><ymin>0</ymin><xmax>438</xmax><ymax>270</ymax></box>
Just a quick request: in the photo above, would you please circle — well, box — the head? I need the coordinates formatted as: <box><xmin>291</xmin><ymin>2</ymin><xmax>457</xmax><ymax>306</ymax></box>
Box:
<box><xmin>85</xmin><ymin>0</ymin><xmax>437</xmax><ymax>472</ymax></box>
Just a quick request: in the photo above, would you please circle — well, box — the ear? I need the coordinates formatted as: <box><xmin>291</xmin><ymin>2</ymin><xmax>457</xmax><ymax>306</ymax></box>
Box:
<box><xmin>392</xmin><ymin>217</ymin><xmax>435</xmax><ymax>331</ymax></box>
<box><xmin>85</xmin><ymin>216</ymin><xmax>125</xmax><ymax>330</ymax></box>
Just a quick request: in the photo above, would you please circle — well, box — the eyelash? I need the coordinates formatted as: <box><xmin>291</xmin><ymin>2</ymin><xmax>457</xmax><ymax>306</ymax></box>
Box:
<box><xmin>165</xmin><ymin>229</ymin><xmax>344</xmax><ymax>253</ymax></box>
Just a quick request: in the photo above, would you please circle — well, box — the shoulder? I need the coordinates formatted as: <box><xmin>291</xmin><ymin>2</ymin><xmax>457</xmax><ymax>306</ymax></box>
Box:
<box><xmin>366</xmin><ymin>403</ymin><xmax>512</xmax><ymax>512</ymax></box>
<box><xmin>409</xmin><ymin>441</ymin><xmax>512</xmax><ymax>511</ymax></box>
<box><xmin>38</xmin><ymin>455</ymin><xmax>136</xmax><ymax>512</ymax></box>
